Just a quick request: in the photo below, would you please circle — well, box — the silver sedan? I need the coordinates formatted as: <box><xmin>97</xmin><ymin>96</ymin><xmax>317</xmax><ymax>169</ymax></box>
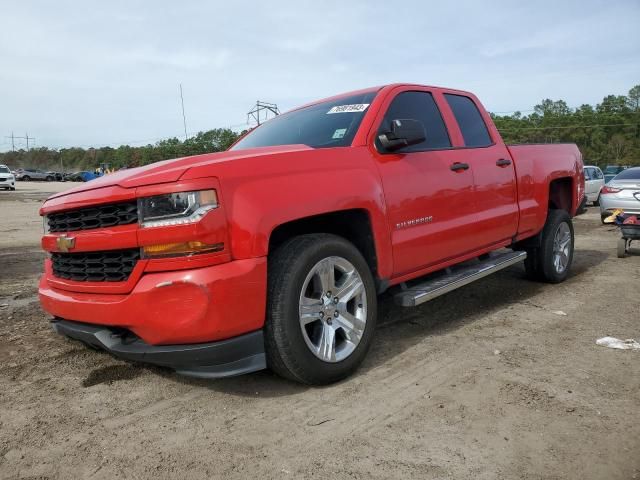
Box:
<box><xmin>599</xmin><ymin>167</ymin><xmax>640</xmax><ymax>222</ymax></box>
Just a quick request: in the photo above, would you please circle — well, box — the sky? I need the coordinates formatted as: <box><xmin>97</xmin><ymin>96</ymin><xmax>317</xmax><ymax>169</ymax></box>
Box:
<box><xmin>1</xmin><ymin>0</ymin><xmax>639</xmax><ymax>151</ymax></box>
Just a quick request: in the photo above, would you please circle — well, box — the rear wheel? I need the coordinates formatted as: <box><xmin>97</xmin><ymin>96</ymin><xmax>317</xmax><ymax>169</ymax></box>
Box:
<box><xmin>46</xmin><ymin>176</ymin><xmax>54</xmax><ymax>182</ymax></box>
<box><xmin>617</xmin><ymin>238</ymin><xmax>627</xmax><ymax>258</ymax></box>
<box><xmin>22</xmin><ymin>176</ymin><xmax>31</xmax><ymax>181</ymax></box>
<box><xmin>265</xmin><ymin>234</ymin><xmax>377</xmax><ymax>385</ymax></box>
<box><xmin>525</xmin><ymin>209</ymin><xmax>574</xmax><ymax>283</ymax></box>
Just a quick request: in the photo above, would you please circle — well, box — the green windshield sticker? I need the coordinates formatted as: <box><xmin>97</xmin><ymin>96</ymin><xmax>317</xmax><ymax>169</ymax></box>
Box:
<box><xmin>332</xmin><ymin>128</ymin><xmax>347</xmax><ymax>139</ymax></box>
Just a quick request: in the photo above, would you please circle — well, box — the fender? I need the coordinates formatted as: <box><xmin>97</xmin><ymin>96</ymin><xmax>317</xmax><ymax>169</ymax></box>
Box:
<box><xmin>181</xmin><ymin>147</ymin><xmax>394</xmax><ymax>279</ymax></box>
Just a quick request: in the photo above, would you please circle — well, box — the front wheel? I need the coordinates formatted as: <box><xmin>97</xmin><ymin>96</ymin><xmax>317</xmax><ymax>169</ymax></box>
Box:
<box><xmin>525</xmin><ymin>209</ymin><xmax>574</xmax><ymax>283</ymax></box>
<box><xmin>265</xmin><ymin>234</ymin><xmax>377</xmax><ymax>385</ymax></box>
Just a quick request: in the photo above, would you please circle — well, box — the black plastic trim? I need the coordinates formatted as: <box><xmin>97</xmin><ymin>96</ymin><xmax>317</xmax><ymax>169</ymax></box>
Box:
<box><xmin>51</xmin><ymin>319</ymin><xmax>266</xmax><ymax>378</ymax></box>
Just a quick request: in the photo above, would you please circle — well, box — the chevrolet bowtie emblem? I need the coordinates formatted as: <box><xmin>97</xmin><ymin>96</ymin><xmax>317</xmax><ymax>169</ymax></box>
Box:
<box><xmin>56</xmin><ymin>235</ymin><xmax>76</xmax><ymax>252</ymax></box>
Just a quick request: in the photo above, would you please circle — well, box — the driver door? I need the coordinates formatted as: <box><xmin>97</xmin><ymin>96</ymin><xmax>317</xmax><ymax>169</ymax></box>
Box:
<box><xmin>370</xmin><ymin>89</ymin><xmax>479</xmax><ymax>277</ymax></box>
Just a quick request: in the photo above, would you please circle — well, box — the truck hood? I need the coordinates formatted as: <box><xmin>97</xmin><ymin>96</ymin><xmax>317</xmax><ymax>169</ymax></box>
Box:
<box><xmin>48</xmin><ymin>144</ymin><xmax>312</xmax><ymax>200</ymax></box>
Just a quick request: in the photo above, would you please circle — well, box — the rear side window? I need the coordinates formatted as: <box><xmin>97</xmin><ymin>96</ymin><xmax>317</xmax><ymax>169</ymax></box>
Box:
<box><xmin>377</xmin><ymin>91</ymin><xmax>450</xmax><ymax>152</ymax></box>
<box><xmin>585</xmin><ymin>167</ymin><xmax>594</xmax><ymax>180</ymax></box>
<box><xmin>613</xmin><ymin>168</ymin><xmax>640</xmax><ymax>180</ymax></box>
<box><xmin>594</xmin><ymin>168</ymin><xmax>604</xmax><ymax>179</ymax></box>
<box><xmin>444</xmin><ymin>94</ymin><xmax>492</xmax><ymax>147</ymax></box>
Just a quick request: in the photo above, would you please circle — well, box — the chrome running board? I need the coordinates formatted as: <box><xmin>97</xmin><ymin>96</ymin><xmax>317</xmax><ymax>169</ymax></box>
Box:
<box><xmin>394</xmin><ymin>250</ymin><xmax>527</xmax><ymax>307</ymax></box>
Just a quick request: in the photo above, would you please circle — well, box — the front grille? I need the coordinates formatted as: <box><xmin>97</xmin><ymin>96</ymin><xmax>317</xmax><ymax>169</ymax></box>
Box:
<box><xmin>47</xmin><ymin>201</ymin><xmax>138</xmax><ymax>233</ymax></box>
<box><xmin>51</xmin><ymin>248</ymin><xmax>141</xmax><ymax>282</ymax></box>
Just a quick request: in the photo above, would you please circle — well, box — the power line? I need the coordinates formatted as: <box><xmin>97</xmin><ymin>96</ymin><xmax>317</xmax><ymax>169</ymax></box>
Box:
<box><xmin>498</xmin><ymin>123</ymin><xmax>639</xmax><ymax>132</ymax></box>
<box><xmin>3</xmin><ymin>132</ymin><xmax>35</xmax><ymax>151</ymax></box>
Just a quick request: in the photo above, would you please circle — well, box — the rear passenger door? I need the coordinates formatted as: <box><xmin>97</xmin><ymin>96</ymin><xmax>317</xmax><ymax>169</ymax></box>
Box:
<box><xmin>443</xmin><ymin>93</ymin><xmax>519</xmax><ymax>248</ymax></box>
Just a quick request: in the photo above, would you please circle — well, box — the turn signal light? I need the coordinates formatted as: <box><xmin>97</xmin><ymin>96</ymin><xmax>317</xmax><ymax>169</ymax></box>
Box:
<box><xmin>601</xmin><ymin>186</ymin><xmax>621</xmax><ymax>194</ymax></box>
<box><xmin>142</xmin><ymin>241</ymin><xmax>224</xmax><ymax>258</ymax></box>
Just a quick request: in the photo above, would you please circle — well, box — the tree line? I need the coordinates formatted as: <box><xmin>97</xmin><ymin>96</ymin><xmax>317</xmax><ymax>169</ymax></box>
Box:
<box><xmin>1</xmin><ymin>85</ymin><xmax>638</xmax><ymax>172</ymax></box>
<box><xmin>491</xmin><ymin>84</ymin><xmax>640</xmax><ymax>166</ymax></box>
<box><xmin>0</xmin><ymin>128</ymin><xmax>242</xmax><ymax>172</ymax></box>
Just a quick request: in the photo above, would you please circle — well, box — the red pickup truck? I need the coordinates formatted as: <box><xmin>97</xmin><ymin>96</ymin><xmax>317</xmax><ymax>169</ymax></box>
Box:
<box><xmin>39</xmin><ymin>84</ymin><xmax>584</xmax><ymax>384</ymax></box>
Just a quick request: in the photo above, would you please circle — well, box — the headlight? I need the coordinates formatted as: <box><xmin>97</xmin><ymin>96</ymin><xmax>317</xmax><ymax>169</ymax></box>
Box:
<box><xmin>138</xmin><ymin>189</ymin><xmax>218</xmax><ymax>228</ymax></box>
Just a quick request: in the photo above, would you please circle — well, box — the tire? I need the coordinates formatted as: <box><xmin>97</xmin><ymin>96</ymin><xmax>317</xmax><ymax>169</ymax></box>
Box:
<box><xmin>46</xmin><ymin>176</ymin><xmax>54</xmax><ymax>182</ymax></box>
<box><xmin>617</xmin><ymin>238</ymin><xmax>627</xmax><ymax>258</ymax></box>
<box><xmin>10</xmin><ymin>187</ymin><xmax>15</xmax><ymax>191</ymax></box>
<box><xmin>593</xmin><ymin>196</ymin><xmax>600</xmax><ymax>207</ymax></box>
<box><xmin>265</xmin><ymin>234</ymin><xmax>377</xmax><ymax>385</ymax></box>
<box><xmin>22</xmin><ymin>176</ymin><xmax>30</xmax><ymax>181</ymax></box>
<box><xmin>525</xmin><ymin>209</ymin><xmax>574</xmax><ymax>283</ymax></box>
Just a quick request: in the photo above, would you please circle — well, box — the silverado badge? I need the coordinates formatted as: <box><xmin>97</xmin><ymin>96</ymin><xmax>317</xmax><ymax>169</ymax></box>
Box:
<box><xmin>56</xmin><ymin>235</ymin><xmax>76</xmax><ymax>252</ymax></box>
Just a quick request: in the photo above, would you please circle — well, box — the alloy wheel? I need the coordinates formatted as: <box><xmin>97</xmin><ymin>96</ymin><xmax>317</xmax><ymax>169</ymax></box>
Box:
<box><xmin>298</xmin><ymin>256</ymin><xmax>367</xmax><ymax>363</ymax></box>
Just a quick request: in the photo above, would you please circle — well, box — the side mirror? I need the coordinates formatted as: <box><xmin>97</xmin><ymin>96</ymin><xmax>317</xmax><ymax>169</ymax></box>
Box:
<box><xmin>378</xmin><ymin>119</ymin><xmax>426</xmax><ymax>152</ymax></box>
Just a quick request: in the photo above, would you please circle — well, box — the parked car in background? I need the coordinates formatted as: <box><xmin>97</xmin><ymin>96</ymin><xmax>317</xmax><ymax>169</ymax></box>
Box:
<box><xmin>599</xmin><ymin>167</ymin><xmax>640</xmax><ymax>222</ymax></box>
<box><xmin>604</xmin><ymin>165</ymin><xmax>628</xmax><ymax>176</ymax></box>
<box><xmin>604</xmin><ymin>174</ymin><xmax>617</xmax><ymax>184</ymax></box>
<box><xmin>0</xmin><ymin>164</ymin><xmax>16</xmax><ymax>190</ymax></box>
<box><xmin>64</xmin><ymin>171</ymin><xmax>97</xmax><ymax>182</ymax></box>
<box><xmin>584</xmin><ymin>165</ymin><xmax>605</xmax><ymax>205</ymax></box>
<box><xmin>15</xmin><ymin>168</ymin><xmax>55</xmax><ymax>181</ymax></box>
<box><xmin>47</xmin><ymin>171</ymin><xmax>64</xmax><ymax>181</ymax></box>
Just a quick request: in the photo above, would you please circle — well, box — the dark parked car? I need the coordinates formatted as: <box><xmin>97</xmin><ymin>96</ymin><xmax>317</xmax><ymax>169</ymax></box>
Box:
<box><xmin>604</xmin><ymin>165</ymin><xmax>629</xmax><ymax>175</ymax></box>
<box><xmin>64</xmin><ymin>171</ymin><xmax>97</xmax><ymax>182</ymax></box>
<box><xmin>47</xmin><ymin>171</ymin><xmax>64</xmax><ymax>181</ymax></box>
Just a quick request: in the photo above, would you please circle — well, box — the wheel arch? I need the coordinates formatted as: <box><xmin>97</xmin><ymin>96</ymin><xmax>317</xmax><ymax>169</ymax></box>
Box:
<box><xmin>548</xmin><ymin>176</ymin><xmax>574</xmax><ymax>214</ymax></box>
<box><xmin>268</xmin><ymin>209</ymin><xmax>381</xmax><ymax>283</ymax></box>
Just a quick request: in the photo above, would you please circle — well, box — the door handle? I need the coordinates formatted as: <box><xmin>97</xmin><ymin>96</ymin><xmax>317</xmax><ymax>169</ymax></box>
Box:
<box><xmin>450</xmin><ymin>162</ymin><xmax>469</xmax><ymax>172</ymax></box>
<box><xmin>496</xmin><ymin>158</ymin><xmax>512</xmax><ymax>167</ymax></box>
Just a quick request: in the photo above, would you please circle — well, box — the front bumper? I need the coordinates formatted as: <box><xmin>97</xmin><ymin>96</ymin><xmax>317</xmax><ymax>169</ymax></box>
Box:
<box><xmin>39</xmin><ymin>257</ymin><xmax>267</xmax><ymax>345</ymax></box>
<box><xmin>52</xmin><ymin>318</ymin><xmax>266</xmax><ymax>378</ymax></box>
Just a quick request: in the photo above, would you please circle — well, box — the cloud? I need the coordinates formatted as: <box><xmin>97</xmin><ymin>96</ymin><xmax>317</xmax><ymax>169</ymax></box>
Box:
<box><xmin>0</xmin><ymin>0</ymin><xmax>638</xmax><ymax>150</ymax></box>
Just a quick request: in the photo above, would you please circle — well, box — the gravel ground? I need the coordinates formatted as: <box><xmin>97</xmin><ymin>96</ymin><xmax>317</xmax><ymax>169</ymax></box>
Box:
<box><xmin>0</xmin><ymin>182</ymin><xmax>639</xmax><ymax>479</ymax></box>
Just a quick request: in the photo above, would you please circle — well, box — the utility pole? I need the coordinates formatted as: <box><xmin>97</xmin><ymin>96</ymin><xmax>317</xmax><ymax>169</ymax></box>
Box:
<box><xmin>247</xmin><ymin>101</ymin><xmax>280</xmax><ymax>126</ymax></box>
<box><xmin>179</xmin><ymin>83</ymin><xmax>188</xmax><ymax>141</ymax></box>
<box><xmin>4</xmin><ymin>132</ymin><xmax>15</xmax><ymax>151</ymax></box>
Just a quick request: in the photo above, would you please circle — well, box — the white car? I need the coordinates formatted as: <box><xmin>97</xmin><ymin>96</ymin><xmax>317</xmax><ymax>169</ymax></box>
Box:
<box><xmin>600</xmin><ymin>167</ymin><xmax>640</xmax><ymax>222</ymax></box>
<box><xmin>584</xmin><ymin>165</ymin><xmax>604</xmax><ymax>205</ymax></box>
<box><xmin>0</xmin><ymin>164</ymin><xmax>16</xmax><ymax>191</ymax></box>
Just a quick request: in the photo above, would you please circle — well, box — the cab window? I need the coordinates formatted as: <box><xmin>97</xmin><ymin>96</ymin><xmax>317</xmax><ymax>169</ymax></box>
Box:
<box><xmin>444</xmin><ymin>94</ymin><xmax>492</xmax><ymax>147</ymax></box>
<box><xmin>377</xmin><ymin>91</ymin><xmax>451</xmax><ymax>152</ymax></box>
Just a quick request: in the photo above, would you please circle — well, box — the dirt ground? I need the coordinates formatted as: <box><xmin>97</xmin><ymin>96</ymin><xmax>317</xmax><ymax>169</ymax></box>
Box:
<box><xmin>1</xmin><ymin>182</ymin><xmax>639</xmax><ymax>479</ymax></box>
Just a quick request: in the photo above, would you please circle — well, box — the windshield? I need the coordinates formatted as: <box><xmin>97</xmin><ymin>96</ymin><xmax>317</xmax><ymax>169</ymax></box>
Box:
<box><xmin>0</xmin><ymin>167</ymin><xmax>9</xmax><ymax>174</ymax></box>
<box><xmin>231</xmin><ymin>91</ymin><xmax>377</xmax><ymax>150</ymax></box>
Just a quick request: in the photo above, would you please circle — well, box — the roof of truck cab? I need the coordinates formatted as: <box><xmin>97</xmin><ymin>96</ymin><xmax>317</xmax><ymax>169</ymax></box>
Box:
<box><xmin>289</xmin><ymin>83</ymin><xmax>476</xmax><ymax>113</ymax></box>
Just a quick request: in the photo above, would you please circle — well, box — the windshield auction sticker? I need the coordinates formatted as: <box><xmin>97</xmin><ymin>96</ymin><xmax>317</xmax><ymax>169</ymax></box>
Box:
<box><xmin>327</xmin><ymin>104</ymin><xmax>370</xmax><ymax>114</ymax></box>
